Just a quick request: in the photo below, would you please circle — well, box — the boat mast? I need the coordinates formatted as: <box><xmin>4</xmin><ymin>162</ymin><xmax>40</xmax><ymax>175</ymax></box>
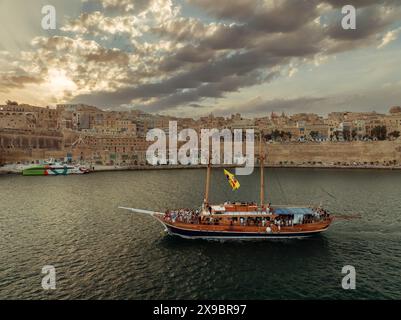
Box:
<box><xmin>204</xmin><ymin>145</ymin><xmax>211</xmax><ymax>205</ymax></box>
<box><xmin>259</xmin><ymin>133</ymin><xmax>265</xmax><ymax>207</ymax></box>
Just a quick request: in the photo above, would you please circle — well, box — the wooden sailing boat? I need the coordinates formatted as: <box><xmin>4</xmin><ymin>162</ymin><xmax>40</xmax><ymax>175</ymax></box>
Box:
<box><xmin>119</xmin><ymin>136</ymin><xmax>333</xmax><ymax>240</ymax></box>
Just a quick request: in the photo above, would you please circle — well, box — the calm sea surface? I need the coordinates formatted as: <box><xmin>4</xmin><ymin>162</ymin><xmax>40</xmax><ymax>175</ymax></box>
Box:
<box><xmin>1</xmin><ymin>168</ymin><xmax>401</xmax><ymax>299</ymax></box>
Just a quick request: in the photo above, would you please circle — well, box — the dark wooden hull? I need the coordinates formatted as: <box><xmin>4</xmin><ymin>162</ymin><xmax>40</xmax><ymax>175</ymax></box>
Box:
<box><xmin>156</xmin><ymin>216</ymin><xmax>332</xmax><ymax>240</ymax></box>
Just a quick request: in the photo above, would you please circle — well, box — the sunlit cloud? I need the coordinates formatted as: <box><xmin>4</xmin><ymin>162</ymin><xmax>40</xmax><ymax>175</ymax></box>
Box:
<box><xmin>378</xmin><ymin>27</ymin><xmax>401</xmax><ymax>49</ymax></box>
<box><xmin>46</xmin><ymin>69</ymin><xmax>77</xmax><ymax>98</ymax></box>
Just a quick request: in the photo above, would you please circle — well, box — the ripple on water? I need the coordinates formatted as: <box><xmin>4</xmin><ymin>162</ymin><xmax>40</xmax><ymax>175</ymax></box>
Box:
<box><xmin>1</xmin><ymin>169</ymin><xmax>401</xmax><ymax>299</ymax></box>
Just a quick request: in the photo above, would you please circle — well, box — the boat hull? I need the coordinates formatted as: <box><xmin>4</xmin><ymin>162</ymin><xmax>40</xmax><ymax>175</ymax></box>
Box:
<box><xmin>163</xmin><ymin>222</ymin><xmax>330</xmax><ymax>240</ymax></box>
<box><xmin>117</xmin><ymin>208</ymin><xmax>333</xmax><ymax>240</ymax></box>
<box><xmin>22</xmin><ymin>165</ymin><xmax>89</xmax><ymax>176</ymax></box>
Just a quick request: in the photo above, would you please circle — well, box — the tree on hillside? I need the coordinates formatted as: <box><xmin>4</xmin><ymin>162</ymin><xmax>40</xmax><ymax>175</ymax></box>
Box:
<box><xmin>309</xmin><ymin>131</ymin><xmax>319</xmax><ymax>140</ymax></box>
<box><xmin>264</xmin><ymin>133</ymin><xmax>272</xmax><ymax>141</ymax></box>
<box><xmin>343</xmin><ymin>128</ymin><xmax>351</xmax><ymax>141</ymax></box>
<box><xmin>371</xmin><ymin>125</ymin><xmax>387</xmax><ymax>141</ymax></box>
<box><xmin>5</xmin><ymin>100</ymin><xmax>18</xmax><ymax>105</ymax></box>
<box><xmin>271</xmin><ymin>129</ymin><xmax>281</xmax><ymax>141</ymax></box>
<box><xmin>0</xmin><ymin>149</ymin><xmax>5</xmax><ymax>166</ymax></box>
<box><xmin>352</xmin><ymin>129</ymin><xmax>357</xmax><ymax>140</ymax></box>
<box><xmin>388</xmin><ymin>131</ymin><xmax>400</xmax><ymax>139</ymax></box>
<box><xmin>285</xmin><ymin>131</ymin><xmax>292</xmax><ymax>141</ymax></box>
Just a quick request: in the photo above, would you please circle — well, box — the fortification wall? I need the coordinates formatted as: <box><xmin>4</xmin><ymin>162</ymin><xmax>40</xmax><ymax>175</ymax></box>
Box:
<box><xmin>2</xmin><ymin>140</ymin><xmax>401</xmax><ymax>167</ymax></box>
<box><xmin>264</xmin><ymin>140</ymin><xmax>401</xmax><ymax>165</ymax></box>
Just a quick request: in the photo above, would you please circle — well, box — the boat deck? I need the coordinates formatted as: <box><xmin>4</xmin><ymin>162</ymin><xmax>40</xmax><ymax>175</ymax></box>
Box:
<box><xmin>155</xmin><ymin>214</ymin><xmax>332</xmax><ymax>234</ymax></box>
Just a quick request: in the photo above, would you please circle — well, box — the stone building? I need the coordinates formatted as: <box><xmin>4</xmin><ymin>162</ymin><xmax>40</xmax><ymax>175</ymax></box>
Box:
<box><xmin>72</xmin><ymin>133</ymin><xmax>151</xmax><ymax>165</ymax></box>
<box><xmin>0</xmin><ymin>103</ymin><xmax>64</xmax><ymax>163</ymax></box>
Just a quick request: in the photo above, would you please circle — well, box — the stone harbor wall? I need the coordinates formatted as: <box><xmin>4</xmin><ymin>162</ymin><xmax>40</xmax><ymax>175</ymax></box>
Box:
<box><xmin>2</xmin><ymin>139</ymin><xmax>401</xmax><ymax>168</ymax></box>
<box><xmin>264</xmin><ymin>140</ymin><xmax>401</xmax><ymax>166</ymax></box>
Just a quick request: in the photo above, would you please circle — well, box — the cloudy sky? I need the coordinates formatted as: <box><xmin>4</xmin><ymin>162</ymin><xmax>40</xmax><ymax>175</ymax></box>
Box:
<box><xmin>1</xmin><ymin>0</ymin><xmax>401</xmax><ymax>117</ymax></box>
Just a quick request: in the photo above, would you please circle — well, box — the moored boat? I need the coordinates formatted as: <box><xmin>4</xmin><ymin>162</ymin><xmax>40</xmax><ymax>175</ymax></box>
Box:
<box><xmin>22</xmin><ymin>163</ymin><xmax>90</xmax><ymax>176</ymax></box>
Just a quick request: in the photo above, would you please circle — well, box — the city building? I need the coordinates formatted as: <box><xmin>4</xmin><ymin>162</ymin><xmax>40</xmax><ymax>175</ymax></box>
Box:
<box><xmin>1</xmin><ymin>101</ymin><xmax>401</xmax><ymax>165</ymax></box>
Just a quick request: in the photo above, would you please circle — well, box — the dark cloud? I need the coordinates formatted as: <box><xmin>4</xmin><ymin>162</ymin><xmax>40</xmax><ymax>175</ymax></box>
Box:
<box><xmin>325</xmin><ymin>5</ymin><xmax>401</xmax><ymax>41</ymax></box>
<box><xmin>84</xmin><ymin>0</ymin><xmax>150</xmax><ymax>13</ymax></box>
<box><xmin>72</xmin><ymin>47</ymin><xmax>286</xmax><ymax>108</ymax></box>
<box><xmin>159</xmin><ymin>45</ymin><xmax>215</xmax><ymax>72</ymax></box>
<box><xmin>84</xmin><ymin>48</ymin><xmax>129</xmax><ymax>64</ymax></box>
<box><xmin>151</xmin><ymin>17</ymin><xmax>214</xmax><ymax>42</ymax></box>
<box><xmin>213</xmin><ymin>81</ymin><xmax>401</xmax><ymax>117</ymax></box>
<box><xmin>213</xmin><ymin>96</ymin><xmax>329</xmax><ymax>116</ymax></box>
<box><xmin>188</xmin><ymin>103</ymin><xmax>208</xmax><ymax>108</ymax></box>
<box><xmin>323</xmin><ymin>0</ymin><xmax>398</xmax><ymax>8</ymax></box>
<box><xmin>0</xmin><ymin>73</ymin><xmax>42</xmax><ymax>92</ymax></box>
<box><xmin>188</xmin><ymin>0</ymin><xmax>320</xmax><ymax>32</ymax></box>
<box><xmin>139</xmin><ymin>70</ymin><xmax>279</xmax><ymax>112</ymax></box>
<box><xmin>202</xmin><ymin>24</ymin><xmax>254</xmax><ymax>50</ymax></box>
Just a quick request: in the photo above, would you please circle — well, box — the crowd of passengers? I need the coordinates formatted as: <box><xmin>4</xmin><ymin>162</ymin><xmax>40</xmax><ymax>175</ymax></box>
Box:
<box><xmin>164</xmin><ymin>207</ymin><xmax>330</xmax><ymax>227</ymax></box>
<box><xmin>314</xmin><ymin>207</ymin><xmax>330</xmax><ymax>219</ymax></box>
<box><xmin>164</xmin><ymin>209</ymin><xmax>201</xmax><ymax>224</ymax></box>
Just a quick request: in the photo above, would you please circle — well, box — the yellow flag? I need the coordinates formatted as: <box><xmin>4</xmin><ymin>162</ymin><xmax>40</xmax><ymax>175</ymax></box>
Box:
<box><xmin>224</xmin><ymin>169</ymin><xmax>240</xmax><ymax>190</ymax></box>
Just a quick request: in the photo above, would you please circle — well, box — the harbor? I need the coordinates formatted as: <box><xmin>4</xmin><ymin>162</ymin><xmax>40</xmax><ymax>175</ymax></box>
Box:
<box><xmin>1</xmin><ymin>168</ymin><xmax>401</xmax><ymax>299</ymax></box>
<box><xmin>2</xmin><ymin>162</ymin><xmax>401</xmax><ymax>175</ymax></box>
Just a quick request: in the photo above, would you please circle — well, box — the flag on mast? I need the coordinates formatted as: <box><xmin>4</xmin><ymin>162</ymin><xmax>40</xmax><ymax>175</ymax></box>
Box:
<box><xmin>223</xmin><ymin>169</ymin><xmax>240</xmax><ymax>190</ymax></box>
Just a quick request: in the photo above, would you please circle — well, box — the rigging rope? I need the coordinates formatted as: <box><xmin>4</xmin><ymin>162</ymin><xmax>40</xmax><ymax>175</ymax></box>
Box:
<box><xmin>319</xmin><ymin>186</ymin><xmax>337</xmax><ymax>200</ymax></box>
<box><xmin>272</xmin><ymin>168</ymin><xmax>288</xmax><ymax>204</ymax></box>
